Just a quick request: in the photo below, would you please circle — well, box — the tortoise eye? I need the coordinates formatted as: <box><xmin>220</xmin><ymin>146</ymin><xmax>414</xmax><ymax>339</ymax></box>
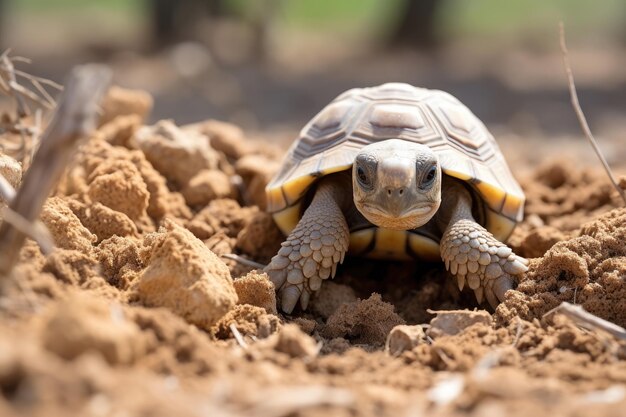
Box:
<box><xmin>356</xmin><ymin>165</ymin><xmax>372</xmax><ymax>188</ymax></box>
<box><xmin>420</xmin><ymin>165</ymin><xmax>437</xmax><ymax>189</ymax></box>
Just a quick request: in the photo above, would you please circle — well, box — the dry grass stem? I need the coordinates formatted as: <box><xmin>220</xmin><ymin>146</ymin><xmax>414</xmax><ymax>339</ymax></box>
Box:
<box><xmin>222</xmin><ymin>253</ymin><xmax>267</xmax><ymax>270</ymax></box>
<box><xmin>0</xmin><ymin>64</ymin><xmax>111</xmax><ymax>278</ymax></box>
<box><xmin>0</xmin><ymin>174</ymin><xmax>16</xmax><ymax>202</ymax></box>
<box><xmin>559</xmin><ymin>23</ymin><xmax>626</xmax><ymax>205</ymax></box>
<box><xmin>0</xmin><ymin>49</ymin><xmax>62</xmax><ymax>114</ymax></box>
<box><xmin>229</xmin><ymin>323</ymin><xmax>249</xmax><ymax>349</ymax></box>
<box><xmin>544</xmin><ymin>302</ymin><xmax>626</xmax><ymax>341</ymax></box>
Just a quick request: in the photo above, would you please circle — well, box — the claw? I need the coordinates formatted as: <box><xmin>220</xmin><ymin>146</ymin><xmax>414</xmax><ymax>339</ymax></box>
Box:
<box><xmin>268</xmin><ymin>255</ymin><xmax>290</xmax><ymax>270</ymax></box>
<box><xmin>457</xmin><ymin>275</ymin><xmax>465</xmax><ymax>291</ymax></box>
<box><xmin>331</xmin><ymin>262</ymin><xmax>337</xmax><ymax>278</ymax></box>
<box><xmin>280</xmin><ymin>285</ymin><xmax>300</xmax><ymax>313</ymax></box>
<box><xmin>300</xmin><ymin>290</ymin><xmax>311</xmax><ymax>310</ymax></box>
<box><xmin>485</xmin><ymin>288</ymin><xmax>498</xmax><ymax>309</ymax></box>
<box><xmin>267</xmin><ymin>268</ymin><xmax>287</xmax><ymax>289</ymax></box>
<box><xmin>503</xmin><ymin>259</ymin><xmax>528</xmax><ymax>275</ymax></box>
<box><xmin>493</xmin><ymin>275</ymin><xmax>514</xmax><ymax>301</ymax></box>
<box><xmin>474</xmin><ymin>286</ymin><xmax>484</xmax><ymax>304</ymax></box>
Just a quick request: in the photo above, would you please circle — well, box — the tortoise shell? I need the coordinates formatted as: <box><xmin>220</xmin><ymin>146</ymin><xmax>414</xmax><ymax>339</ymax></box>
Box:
<box><xmin>266</xmin><ymin>83</ymin><xmax>524</xmax><ymax>261</ymax></box>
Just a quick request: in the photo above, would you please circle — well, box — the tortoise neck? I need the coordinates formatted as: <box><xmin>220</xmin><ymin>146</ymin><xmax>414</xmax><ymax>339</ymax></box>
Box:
<box><xmin>435</xmin><ymin>176</ymin><xmax>475</xmax><ymax>232</ymax></box>
<box><xmin>311</xmin><ymin>172</ymin><xmax>353</xmax><ymax>213</ymax></box>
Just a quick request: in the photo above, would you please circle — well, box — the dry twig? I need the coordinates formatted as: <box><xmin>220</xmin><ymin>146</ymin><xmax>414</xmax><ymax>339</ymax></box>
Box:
<box><xmin>0</xmin><ymin>64</ymin><xmax>111</xmax><ymax>278</ymax></box>
<box><xmin>559</xmin><ymin>23</ymin><xmax>626</xmax><ymax>205</ymax></box>
<box><xmin>544</xmin><ymin>302</ymin><xmax>626</xmax><ymax>341</ymax></box>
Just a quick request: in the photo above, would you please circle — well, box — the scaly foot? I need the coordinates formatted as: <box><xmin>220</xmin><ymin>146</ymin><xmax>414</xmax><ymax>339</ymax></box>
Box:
<box><xmin>440</xmin><ymin>219</ymin><xmax>528</xmax><ymax>307</ymax></box>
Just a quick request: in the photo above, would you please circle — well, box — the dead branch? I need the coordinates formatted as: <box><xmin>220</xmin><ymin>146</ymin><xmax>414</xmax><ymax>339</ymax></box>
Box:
<box><xmin>0</xmin><ymin>64</ymin><xmax>111</xmax><ymax>279</ymax></box>
<box><xmin>559</xmin><ymin>23</ymin><xmax>626</xmax><ymax>206</ymax></box>
<box><xmin>544</xmin><ymin>302</ymin><xmax>626</xmax><ymax>341</ymax></box>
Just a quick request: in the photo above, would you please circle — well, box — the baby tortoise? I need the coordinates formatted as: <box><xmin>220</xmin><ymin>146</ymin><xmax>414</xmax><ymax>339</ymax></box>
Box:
<box><xmin>265</xmin><ymin>83</ymin><xmax>528</xmax><ymax>313</ymax></box>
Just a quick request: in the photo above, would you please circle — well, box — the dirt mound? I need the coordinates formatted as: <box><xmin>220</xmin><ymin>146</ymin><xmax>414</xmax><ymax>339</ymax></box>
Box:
<box><xmin>1</xmin><ymin>86</ymin><xmax>625</xmax><ymax>416</ymax></box>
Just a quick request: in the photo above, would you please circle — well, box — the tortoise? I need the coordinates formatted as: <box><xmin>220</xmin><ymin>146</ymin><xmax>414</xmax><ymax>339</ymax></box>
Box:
<box><xmin>265</xmin><ymin>83</ymin><xmax>528</xmax><ymax>313</ymax></box>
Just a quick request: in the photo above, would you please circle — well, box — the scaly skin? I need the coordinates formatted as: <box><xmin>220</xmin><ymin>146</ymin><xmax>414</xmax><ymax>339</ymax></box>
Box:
<box><xmin>265</xmin><ymin>178</ymin><xmax>350</xmax><ymax>313</ymax></box>
<box><xmin>437</xmin><ymin>179</ymin><xmax>528</xmax><ymax>307</ymax></box>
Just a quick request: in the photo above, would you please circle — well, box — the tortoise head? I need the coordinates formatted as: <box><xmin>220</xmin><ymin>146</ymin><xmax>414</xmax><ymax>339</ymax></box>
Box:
<box><xmin>352</xmin><ymin>139</ymin><xmax>441</xmax><ymax>230</ymax></box>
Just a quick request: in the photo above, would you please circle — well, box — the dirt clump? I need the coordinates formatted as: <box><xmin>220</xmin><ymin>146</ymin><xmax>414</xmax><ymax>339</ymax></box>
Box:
<box><xmin>270</xmin><ymin>323</ymin><xmax>319</xmax><ymax>359</ymax></box>
<box><xmin>99</xmin><ymin>86</ymin><xmax>153</xmax><ymax>126</ymax></box>
<box><xmin>322</xmin><ymin>293</ymin><xmax>405</xmax><ymax>346</ymax></box>
<box><xmin>40</xmin><ymin>197</ymin><xmax>96</xmax><ymax>253</ymax></box>
<box><xmin>96</xmin><ymin>236</ymin><xmax>144</xmax><ymax>290</ymax></box>
<box><xmin>181</xmin><ymin>169</ymin><xmax>234</xmax><ymax>207</ymax></box>
<box><xmin>41</xmin><ymin>293</ymin><xmax>144</xmax><ymax>365</ymax></box>
<box><xmin>498</xmin><ymin>208</ymin><xmax>626</xmax><ymax>327</ymax></box>
<box><xmin>86</xmin><ymin>159</ymin><xmax>150</xmax><ymax>221</ymax></box>
<box><xmin>311</xmin><ymin>281</ymin><xmax>358</xmax><ymax>319</ymax></box>
<box><xmin>187</xmin><ymin>198</ymin><xmax>257</xmax><ymax>240</ymax></box>
<box><xmin>96</xmin><ymin>113</ymin><xmax>142</xmax><ymax>148</ymax></box>
<box><xmin>134</xmin><ymin>219</ymin><xmax>238</xmax><ymax>330</ymax></box>
<box><xmin>193</xmin><ymin>119</ymin><xmax>252</xmax><ymax>159</ymax></box>
<box><xmin>235</xmin><ymin>211</ymin><xmax>283</xmax><ymax>262</ymax></box>
<box><xmin>212</xmin><ymin>304</ymin><xmax>281</xmax><ymax>340</ymax></box>
<box><xmin>235</xmin><ymin>154</ymin><xmax>281</xmax><ymax>209</ymax></box>
<box><xmin>233</xmin><ymin>270</ymin><xmax>277</xmax><ymax>314</ymax></box>
<box><xmin>68</xmin><ymin>200</ymin><xmax>138</xmax><ymax>243</ymax></box>
<box><xmin>135</xmin><ymin>120</ymin><xmax>220</xmax><ymax>188</ymax></box>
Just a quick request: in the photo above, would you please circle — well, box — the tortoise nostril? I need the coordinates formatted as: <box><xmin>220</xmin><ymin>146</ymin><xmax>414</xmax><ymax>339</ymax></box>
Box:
<box><xmin>386</xmin><ymin>188</ymin><xmax>405</xmax><ymax>197</ymax></box>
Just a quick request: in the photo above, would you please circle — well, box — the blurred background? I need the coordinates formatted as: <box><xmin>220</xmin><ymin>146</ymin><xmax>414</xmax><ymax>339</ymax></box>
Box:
<box><xmin>1</xmin><ymin>0</ymin><xmax>626</xmax><ymax>156</ymax></box>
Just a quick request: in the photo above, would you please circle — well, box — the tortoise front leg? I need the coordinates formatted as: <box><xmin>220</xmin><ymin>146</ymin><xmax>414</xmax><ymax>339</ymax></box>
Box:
<box><xmin>265</xmin><ymin>178</ymin><xmax>350</xmax><ymax>313</ymax></box>
<box><xmin>437</xmin><ymin>179</ymin><xmax>528</xmax><ymax>307</ymax></box>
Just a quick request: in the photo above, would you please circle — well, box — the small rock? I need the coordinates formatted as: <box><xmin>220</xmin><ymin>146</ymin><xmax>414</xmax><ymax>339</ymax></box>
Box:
<box><xmin>385</xmin><ymin>325</ymin><xmax>426</xmax><ymax>356</ymax></box>
<box><xmin>426</xmin><ymin>309</ymin><xmax>493</xmax><ymax>339</ymax></box>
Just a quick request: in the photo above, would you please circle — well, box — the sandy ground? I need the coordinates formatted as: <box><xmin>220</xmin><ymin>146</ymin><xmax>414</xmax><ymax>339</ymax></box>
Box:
<box><xmin>0</xmin><ymin>86</ymin><xmax>625</xmax><ymax>417</ymax></box>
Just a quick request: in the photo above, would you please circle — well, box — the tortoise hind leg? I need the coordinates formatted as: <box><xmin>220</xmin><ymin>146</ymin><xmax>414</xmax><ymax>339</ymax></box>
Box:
<box><xmin>265</xmin><ymin>178</ymin><xmax>350</xmax><ymax>313</ymax></box>
<box><xmin>437</xmin><ymin>179</ymin><xmax>528</xmax><ymax>307</ymax></box>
